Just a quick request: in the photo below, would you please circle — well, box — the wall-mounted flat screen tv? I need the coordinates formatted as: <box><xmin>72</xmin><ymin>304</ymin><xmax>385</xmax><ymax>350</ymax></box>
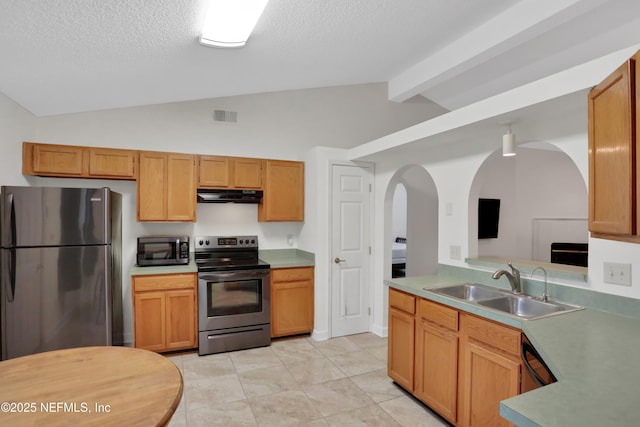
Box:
<box><xmin>478</xmin><ymin>198</ymin><xmax>500</xmax><ymax>239</ymax></box>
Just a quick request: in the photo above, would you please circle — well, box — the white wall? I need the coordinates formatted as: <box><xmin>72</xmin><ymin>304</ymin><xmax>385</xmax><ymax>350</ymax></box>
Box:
<box><xmin>0</xmin><ymin>92</ymin><xmax>36</xmax><ymax>185</ymax></box>
<box><xmin>363</xmin><ymin>108</ymin><xmax>640</xmax><ymax>336</ymax></box>
<box><xmin>475</xmin><ymin>146</ymin><xmax>588</xmax><ymax>260</ymax></box>
<box><xmin>391</xmin><ymin>184</ymin><xmax>407</xmax><ymax>239</ymax></box>
<box><xmin>2</xmin><ymin>83</ymin><xmax>442</xmax><ymax>343</ymax></box>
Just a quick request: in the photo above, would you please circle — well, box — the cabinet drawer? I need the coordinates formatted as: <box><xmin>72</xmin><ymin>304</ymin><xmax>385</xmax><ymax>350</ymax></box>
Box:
<box><xmin>389</xmin><ymin>288</ymin><xmax>415</xmax><ymax>315</ymax></box>
<box><xmin>133</xmin><ymin>273</ymin><xmax>196</xmax><ymax>292</ymax></box>
<box><xmin>462</xmin><ymin>314</ymin><xmax>521</xmax><ymax>356</ymax></box>
<box><xmin>418</xmin><ymin>299</ymin><xmax>458</xmax><ymax>331</ymax></box>
<box><xmin>272</xmin><ymin>267</ymin><xmax>313</xmax><ymax>282</ymax></box>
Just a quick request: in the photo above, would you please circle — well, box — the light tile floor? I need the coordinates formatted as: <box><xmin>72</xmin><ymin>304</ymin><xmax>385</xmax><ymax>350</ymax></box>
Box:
<box><xmin>166</xmin><ymin>333</ymin><xmax>449</xmax><ymax>427</ymax></box>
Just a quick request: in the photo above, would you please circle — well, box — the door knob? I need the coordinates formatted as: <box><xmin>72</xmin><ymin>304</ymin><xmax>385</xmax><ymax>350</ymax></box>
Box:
<box><xmin>334</xmin><ymin>257</ymin><xmax>345</xmax><ymax>264</ymax></box>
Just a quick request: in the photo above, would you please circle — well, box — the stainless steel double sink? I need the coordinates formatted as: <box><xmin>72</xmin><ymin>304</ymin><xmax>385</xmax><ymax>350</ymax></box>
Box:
<box><xmin>426</xmin><ymin>283</ymin><xmax>582</xmax><ymax>320</ymax></box>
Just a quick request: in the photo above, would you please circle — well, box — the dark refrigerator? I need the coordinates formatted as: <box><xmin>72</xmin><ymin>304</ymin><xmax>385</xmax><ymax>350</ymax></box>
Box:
<box><xmin>0</xmin><ymin>186</ymin><xmax>123</xmax><ymax>360</ymax></box>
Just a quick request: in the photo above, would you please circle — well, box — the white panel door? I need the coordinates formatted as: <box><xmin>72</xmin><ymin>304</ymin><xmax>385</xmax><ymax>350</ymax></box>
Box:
<box><xmin>331</xmin><ymin>164</ymin><xmax>371</xmax><ymax>337</ymax></box>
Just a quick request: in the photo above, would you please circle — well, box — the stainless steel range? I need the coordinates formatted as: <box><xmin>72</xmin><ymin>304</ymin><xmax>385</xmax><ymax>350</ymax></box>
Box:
<box><xmin>195</xmin><ymin>235</ymin><xmax>271</xmax><ymax>356</ymax></box>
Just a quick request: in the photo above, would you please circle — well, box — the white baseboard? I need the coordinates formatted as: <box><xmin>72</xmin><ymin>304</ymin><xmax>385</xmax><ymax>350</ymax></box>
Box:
<box><xmin>311</xmin><ymin>329</ymin><xmax>330</xmax><ymax>341</ymax></box>
<box><xmin>371</xmin><ymin>323</ymin><xmax>388</xmax><ymax>338</ymax></box>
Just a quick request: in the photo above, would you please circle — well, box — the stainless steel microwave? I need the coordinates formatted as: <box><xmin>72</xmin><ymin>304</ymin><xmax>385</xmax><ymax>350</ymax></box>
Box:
<box><xmin>137</xmin><ymin>236</ymin><xmax>190</xmax><ymax>267</ymax></box>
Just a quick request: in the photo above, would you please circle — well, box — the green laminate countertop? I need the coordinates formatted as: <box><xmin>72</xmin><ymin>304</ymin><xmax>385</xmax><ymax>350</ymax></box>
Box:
<box><xmin>386</xmin><ymin>273</ymin><xmax>640</xmax><ymax>427</ymax></box>
<box><xmin>259</xmin><ymin>249</ymin><xmax>315</xmax><ymax>269</ymax></box>
<box><xmin>129</xmin><ymin>256</ymin><xmax>197</xmax><ymax>276</ymax></box>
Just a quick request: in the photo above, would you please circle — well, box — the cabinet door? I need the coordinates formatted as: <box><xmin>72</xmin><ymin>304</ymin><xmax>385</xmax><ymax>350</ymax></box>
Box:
<box><xmin>167</xmin><ymin>153</ymin><xmax>196</xmax><ymax>221</ymax></box>
<box><xmin>388</xmin><ymin>307</ymin><xmax>415</xmax><ymax>391</ymax></box>
<box><xmin>199</xmin><ymin>156</ymin><xmax>231</xmax><ymax>188</ymax></box>
<box><xmin>271</xmin><ymin>280</ymin><xmax>313</xmax><ymax>337</ymax></box>
<box><xmin>165</xmin><ymin>289</ymin><xmax>197</xmax><ymax>350</ymax></box>
<box><xmin>133</xmin><ymin>291</ymin><xmax>166</xmax><ymax>352</ymax></box>
<box><xmin>138</xmin><ymin>152</ymin><xmax>168</xmax><ymax>221</ymax></box>
<box><xmin>460</xmin><ymin>341</ymin><xmax>520</xmax><ymax>427</ymax></box>
<box><xmin>88</xmin><ymin>148</ymin><xmax>136</xmax><ymax>179</ymax></box>
<box><xmin>588</xmin><ymin>58</ymin><xmax>636</xmax><ymax>235</ymax></box>
<box><xmin>32</xmin><ymin>144</ymin><xmax>84</xmax><ymax>176</ymax></box>
<box><xmin>415</xmin><ymin>319</ymin><xmax>458</xmax><ymax>424</ymax></box>
<box><xmin>258</xmin><ymin>160</ymin><xmax>304</xmax><ymax>221</ymax></box>
<box><xmin>233</xmin><ymin>157</ymin><xmax>263</xmax><ymax>189</ymax></box>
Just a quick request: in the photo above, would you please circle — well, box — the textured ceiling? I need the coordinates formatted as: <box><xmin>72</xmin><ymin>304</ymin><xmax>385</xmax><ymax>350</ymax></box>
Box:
<box><xmin>1</xmin><ymin>0</ymin><xmax>639</xmax><ymax>117</ymax></box>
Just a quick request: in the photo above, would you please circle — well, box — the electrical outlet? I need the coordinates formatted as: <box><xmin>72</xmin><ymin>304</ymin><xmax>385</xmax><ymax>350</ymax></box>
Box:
<box><xmin>450</xmin><ymin>245</ymin><xmax>461</xmax><ymax>260</ymax></box>
<box><xmin>603</xmin><ymin>262</ymin><xmax>632</xmax><ymax>286</ymax></box>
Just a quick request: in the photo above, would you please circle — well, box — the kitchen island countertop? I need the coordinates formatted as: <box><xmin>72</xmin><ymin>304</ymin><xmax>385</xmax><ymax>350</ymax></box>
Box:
<box><xmin>386</xmin><ymin>273</ymin><xmax>640</xmax><ymax>427</ymax></box>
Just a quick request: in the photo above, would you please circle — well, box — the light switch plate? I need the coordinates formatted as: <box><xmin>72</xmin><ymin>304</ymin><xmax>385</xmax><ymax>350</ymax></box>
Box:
<box><xmin>603</xmin><ymin>262</ymin><xmax>632</xmax><ymax>286</ymax></box>
<box><xmin>450</xmin><ymin>245</ymin><xmax>461</xmax><ymax>260</ymax></box>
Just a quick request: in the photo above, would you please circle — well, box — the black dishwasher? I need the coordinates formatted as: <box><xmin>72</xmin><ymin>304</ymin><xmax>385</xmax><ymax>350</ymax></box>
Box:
<box><xmin>521</xmin><ymin>336</ymin><xmax>557</xmax><ymax>388</ymax></box>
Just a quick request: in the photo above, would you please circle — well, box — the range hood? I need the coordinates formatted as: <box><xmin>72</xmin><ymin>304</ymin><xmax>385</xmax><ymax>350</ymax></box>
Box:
<box><xmin>197</xmin><ymin>189</ymin><xmax>263</xmax><ymax>203</ymax></box>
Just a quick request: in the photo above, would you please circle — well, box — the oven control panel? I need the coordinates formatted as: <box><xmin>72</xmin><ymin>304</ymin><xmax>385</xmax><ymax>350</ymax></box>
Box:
<box><xmin>195</xmin><ymin>235</ymin><xmax>258</xmax><ymax>249</ymax></box>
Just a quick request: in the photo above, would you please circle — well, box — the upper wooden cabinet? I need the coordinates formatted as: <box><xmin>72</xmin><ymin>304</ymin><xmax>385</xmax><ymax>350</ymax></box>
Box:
<box><xmin>588</xmin><ymin>51</ymin><xmax>640</xmax><ymax>241</ymax></box>
<box><xmin>138</xmin><ymin>151</ymin><xmax>196</xmax><ymax>222</ymax></box>
<box><xmin>198</xmin><ymin>155</ymin><xmax>262</xmax><ymax>189</ymax></box>
<box><xmin>258</xmin><ymin>160</ymin><xmax>304</xmax><ymax>222</ymax></box>
<box><xmin>23</xmin><ymin>142</ymin><xmax>303</xmax><ymax>223</ymax></box>
<box><xmin>23</xmin><ymin>142</ymin><xmax>137</xmax><ymax>180</ymax></box>
<box><xmin>88</xmin><ymin>148</ymin><xmax>136</xmax><ymax>178</ymax></box>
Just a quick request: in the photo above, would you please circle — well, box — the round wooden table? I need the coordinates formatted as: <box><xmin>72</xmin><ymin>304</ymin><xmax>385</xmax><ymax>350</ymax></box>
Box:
<box><xmin>0</xmin><ymin>346</ymin><xmax>183</xmax><ymax>426</ymax></box>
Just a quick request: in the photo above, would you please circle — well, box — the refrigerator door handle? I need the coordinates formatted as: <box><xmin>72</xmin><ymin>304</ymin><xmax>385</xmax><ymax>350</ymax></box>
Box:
<box><xmin>4</xmin><ymin>249</ymin><xmax>15</xmax><ymax>302</ymax></box>
<box><xmin>8</xmin><ymin>193</ymin><xmax>16</xmax><ymax>247</ymax></box>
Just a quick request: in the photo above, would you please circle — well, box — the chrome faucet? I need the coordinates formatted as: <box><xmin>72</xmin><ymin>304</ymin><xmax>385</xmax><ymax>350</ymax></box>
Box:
<box><xmin>531</xmin><ymin>266</ymin><xmax>549</xmax><ymax>302</ymax></box>
<box><xmin>492</xmin><ymin>262</ymin><xmax>522</xmax><ymax>293</ymax></box>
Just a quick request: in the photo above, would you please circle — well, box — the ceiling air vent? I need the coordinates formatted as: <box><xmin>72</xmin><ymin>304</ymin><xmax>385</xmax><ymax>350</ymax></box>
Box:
<box><xmin>213</xmin><ymin>109</ymin><xmax>238</xmax><ymax>123</ymax></box>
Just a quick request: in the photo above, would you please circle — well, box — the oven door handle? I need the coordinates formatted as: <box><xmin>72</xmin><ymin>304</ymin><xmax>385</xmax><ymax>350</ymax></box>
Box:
<box><xmin>199</xmin><ymin>270</ymin><xmax>269</xmax><ymax>281</ymax></box>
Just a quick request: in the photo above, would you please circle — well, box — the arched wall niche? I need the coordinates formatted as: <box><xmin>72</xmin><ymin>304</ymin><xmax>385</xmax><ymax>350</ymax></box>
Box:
<box><xmin>468</xmin><ymin>142</ymin><xmax>588</xmax><ymax>267</ymax></box>
<box><xmin>385</xmin><ymin>164</ymin><xmax>439</xmax><ymax>278</ymax></box>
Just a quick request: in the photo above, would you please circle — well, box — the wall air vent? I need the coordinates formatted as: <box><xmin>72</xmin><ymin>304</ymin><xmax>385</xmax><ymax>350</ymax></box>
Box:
<box><xmin>213</xmin><ymin>109</ymin><xmax>238</xmax><ymax>123</ymax></box>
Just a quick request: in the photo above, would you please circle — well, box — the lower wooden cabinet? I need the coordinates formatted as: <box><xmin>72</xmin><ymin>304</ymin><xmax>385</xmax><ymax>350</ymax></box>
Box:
<box><xmin>388</xmin><ymin>289</ymin><xmax>530</xmax><ymax>427</ymax></box>
<box><xmin>459</xmin><ymin>313</ymin><xmax>522</xmax><ymax>427</ymax></box>
<box><xmin>270</xmin><ymin>267</ymin><xmax>314</xmax><ymax>337</ymax></box>
<box><xmin>387</xmin><ymin>288</ymin><xmax>416</xmax><ymax>391</ymax></box>
<box><xmin>132</xmin><ymin>273</ymin><xmax>197</xmax><ymax>352</ymax></box>
<box><xmin>460</xmin><ymin>341</ymin><xmax>519</xmax><ymax>427</ymax></box>
<box><xmin>415</xmin><ymin>299</ymin><xmax>459</xmax><ymax>424</ymax></box>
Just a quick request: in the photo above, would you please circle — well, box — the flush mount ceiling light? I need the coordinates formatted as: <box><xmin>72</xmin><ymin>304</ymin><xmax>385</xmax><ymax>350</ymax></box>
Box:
<box><xmin>502</xmin><ymin>125</ymin><xmax>516</xmax><ymax>157</ymax></box>
<box><xmin>200</xmin><ymin>0</ymin><xmax>269</xmax><ymax>48</ymax></box>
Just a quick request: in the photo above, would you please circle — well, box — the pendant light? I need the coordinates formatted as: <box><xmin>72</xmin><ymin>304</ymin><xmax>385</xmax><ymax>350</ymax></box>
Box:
<box><xmin>502</xmin><ymin>125</ymin><xmax>516</xmax><ymax>157</ymax></box>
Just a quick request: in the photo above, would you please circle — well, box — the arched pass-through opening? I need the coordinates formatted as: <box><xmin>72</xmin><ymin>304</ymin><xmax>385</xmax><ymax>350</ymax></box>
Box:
<box><xmin>386</xmin><ymin>165</ymin><xmax>439</xmax><ymax>278</ymax></box>
<box><xmin>468</xmin><ymin>142</ymin><xmax>588</xmax><ymax>272</ymax></box>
